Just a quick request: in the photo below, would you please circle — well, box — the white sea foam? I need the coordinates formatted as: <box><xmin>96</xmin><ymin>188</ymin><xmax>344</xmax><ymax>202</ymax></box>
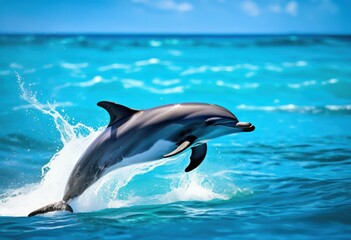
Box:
<box><xmin>0</xmin><ymin>74</ymin><xmax>96</xmax><ymax>216</ymax></box>
<box><xmin>156</xmin><ymin>173</ymin><xmax>226</xmax><ymax>203</ymax></box>
<box><xmin>84</xmin><ymin>171</ymin><xmax>229</xmax><ymax>210</ymax></box>
<box><xmin>61</xmin><ymin>62</ymin><xmax>89</xmax><ymax>70</ymax></box>
<box><xmin>71</xmin><ymin>159</ymin><xmax>172</xmax><ymax>212</ymax></box>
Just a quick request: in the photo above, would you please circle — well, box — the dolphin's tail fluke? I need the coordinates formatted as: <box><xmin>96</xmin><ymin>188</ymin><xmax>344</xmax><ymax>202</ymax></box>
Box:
<box><xmin>28</xmin><ymin>201</ymin><xmax>73</xmax><ymax>217</ymax></box>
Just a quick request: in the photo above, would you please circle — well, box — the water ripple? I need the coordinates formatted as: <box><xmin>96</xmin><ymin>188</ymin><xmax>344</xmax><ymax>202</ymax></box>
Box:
<box><xmin>236</xmin><ymin>104</ymin><xmax>351</xmax><ymax>114</ymax></box>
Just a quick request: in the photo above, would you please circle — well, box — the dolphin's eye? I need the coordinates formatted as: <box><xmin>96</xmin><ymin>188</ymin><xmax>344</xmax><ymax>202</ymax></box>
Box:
<box><xmin>205</xmin><ymin>120</ymin><xmax>215</xmax><ymax>125</ymax></box>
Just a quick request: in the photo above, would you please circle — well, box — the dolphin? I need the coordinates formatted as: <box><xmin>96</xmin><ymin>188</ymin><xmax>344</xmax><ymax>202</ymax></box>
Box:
<box><xmin>28</xmin><ymin>101</ymin><xmax>255</xmax><ymax>217</ymax></box>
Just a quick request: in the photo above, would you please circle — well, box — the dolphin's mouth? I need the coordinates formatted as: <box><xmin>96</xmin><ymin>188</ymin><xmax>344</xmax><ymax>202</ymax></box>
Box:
<box><xmin>215</xmin><ymin>120</ymin><xmax>255</xmax><ymax>132</ymax></box>
<box><xmin>236</xmin><ymin>122</ymin><xmax>255</xmax><ymax>132</ymax></box>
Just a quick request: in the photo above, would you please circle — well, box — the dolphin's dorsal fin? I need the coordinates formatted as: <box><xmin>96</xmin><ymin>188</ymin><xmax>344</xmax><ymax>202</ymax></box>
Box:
<box><xmin>185</xmin><ymin>143</ymin><xmax>207</xmax><ymax>172</ymax></box>
<box><xmin>97</xmin><ymin>101</ymin><xmax>139</xmax><ymax>127</ymax></box>
<box><xmin>164</xmin><ymin>136</ymin><xmax>196</xmax><ymax>158</ymax></box>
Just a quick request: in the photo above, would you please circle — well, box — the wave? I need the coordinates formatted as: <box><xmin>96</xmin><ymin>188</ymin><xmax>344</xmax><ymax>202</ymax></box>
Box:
<box><xmin>181</xmin><ymin>64</ymin><xmax>259</xmax><ymax>76</ymax></box>
<box><xmin>98</xmin><ymin>63</ymin><xmax>130</xmax><ymax>71</ymax></box>
<box><xmin>287</xmin><ymin>78</ymin><xmax>339</xmax><ymax>89</ymax></box>
<box><xmin>253</xmin><ymin>36</ymin><xmax>326</xmax><ymax>47</ymax></box>
<box><xmin>60</xmin><ymin>62</ymin><xmax>89</xmax><ymax>70</ymax></box>
<box><xmin>179</xmin><ymin>61</ymin><xmax>308</xmax><ymax>76</ymax></box>
<box><xmin>2</xmin><ymin>35</ymin><xmax>351</xmax><ymax>50</ymax></box>
<box><xmin>121</xmin><ymin>78</ymin><xmax>185</xmax><ymax>94</ymax></box>
<box><xmin>0</xmin><ymin>133</ymin><xmax>55</xmax><ymax>152</ymax></box>
<box><xmin>152</xmin><ymin>78</ymin><xmax>181</xmax><ymax>86</ymax></box>
<box><xmin>0</xmin><ymin>70</ymin><xmax>11</xmax><ymax>76</ymax></box>
<box><xmin>236</xmin><ymin>104</ymin><xmax>351</xmax><ymax>114</ymax></box>
<box><xmin>52</xmin><ymin>75</ymin><xmax>344</xmax><ymax>97</ymax></box>
<box><xmin>56</xmin><ymin>76</ymin><xmax>118</xmax><ymax>90</ymax></box>
<box><xmin>54</xmin><ymin>76</ymin><xmax>185</xmax><ymax>94</ymax></box>
<box><xmin>0</xmin><ymin>35</ymin><xmax>351</xmax><ymax>52</ymax></box>
<box><xmin>96</xmin><ymin>58</ymin><xmax>170</xmax><ymax>74</ymax></box>
<box><xmin>134</xmin><ymin>58</ymin><xmax>161</xmax><ymax>66</ymax></box>
<box><xmin>216</xmin><ymin>80</ymin><xmax>259</xmax><ymax>90</ymax></box>
<box><xmin>12</xmin><ymin>102</ymin><xmax>74</xmax><ymax>111</ymax></box>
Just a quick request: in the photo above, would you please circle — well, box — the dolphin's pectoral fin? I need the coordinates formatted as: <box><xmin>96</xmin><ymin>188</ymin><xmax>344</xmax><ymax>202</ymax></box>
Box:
<box><xmin>185</xmin><ymin>143</ymin><xmax>207</xmax><ymax>172</ymax></box>
<box><xmin>163</xmin><ymin>136</ymin><xmax>196</xmax><ymax>158</ymax></box>
<box><xmin>163</xmin><ymin>140</ymin><xmax>192</xmax><ymax>158</ymax></box>
<box><xmin>97</xmin><ymin>101</ymin><xmax>139</xmax><ymax>127</ymax></box>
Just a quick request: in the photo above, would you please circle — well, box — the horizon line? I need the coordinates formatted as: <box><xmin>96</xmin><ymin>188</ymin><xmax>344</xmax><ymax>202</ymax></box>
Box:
<box><xmin>1</xmin><ymin>32</ymin><xmax>351</xmax><ymax>37</ymax></box>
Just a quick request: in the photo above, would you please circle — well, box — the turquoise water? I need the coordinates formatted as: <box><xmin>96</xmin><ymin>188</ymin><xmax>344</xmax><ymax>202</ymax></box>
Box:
<box><xmin>0</xmin><ymin>35</ymin><xmax>351</xmax><ymax>239</ymax></box>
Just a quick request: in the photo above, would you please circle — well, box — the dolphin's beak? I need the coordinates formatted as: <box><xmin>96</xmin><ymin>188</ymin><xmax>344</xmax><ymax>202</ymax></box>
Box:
<box><xmin>236</xmin><ymin>122</ymin><xmax>255</xmax><ymax>132</ymax></box>
<box><xmin>215</xmin><ymin>120</ymin><xmax>255</xmax><ymax>132</ymax></box>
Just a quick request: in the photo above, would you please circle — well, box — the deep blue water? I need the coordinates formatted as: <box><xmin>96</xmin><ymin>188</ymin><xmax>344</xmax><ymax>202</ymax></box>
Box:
<box><xmin>0</xmin><ymin>35</ymin><xmax>350</xmax><ymax>239</ymax></box>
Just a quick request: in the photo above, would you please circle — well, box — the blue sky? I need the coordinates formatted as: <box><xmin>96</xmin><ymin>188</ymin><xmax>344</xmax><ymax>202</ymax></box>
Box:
<box><xmin>0</xmin><ymin>0</ymin><xmax>350</xmax><ymax>34</ymax></box>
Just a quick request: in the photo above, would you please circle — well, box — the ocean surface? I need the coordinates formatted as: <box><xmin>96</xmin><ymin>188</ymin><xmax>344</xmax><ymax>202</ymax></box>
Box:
<box><xmin>0</xmin><ymin>34</ymin><xmax>350</xmax><ymax>239</ymax></box>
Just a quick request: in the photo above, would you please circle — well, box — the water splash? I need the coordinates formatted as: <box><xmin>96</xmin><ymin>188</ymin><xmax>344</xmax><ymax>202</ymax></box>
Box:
<box><xmin>0</xmin><ymin>74</ymin><xmax>229</xmax><ymax>217</ymax></box>
<box><xmin>0</xmin><ymin>74</ymin><xmax>100</xmax><ymax>216</ymax></box>
<box><xmin>16</xmin><ymin>72</ymin><xmax>94</xmax><ymax>144</ymax></box>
